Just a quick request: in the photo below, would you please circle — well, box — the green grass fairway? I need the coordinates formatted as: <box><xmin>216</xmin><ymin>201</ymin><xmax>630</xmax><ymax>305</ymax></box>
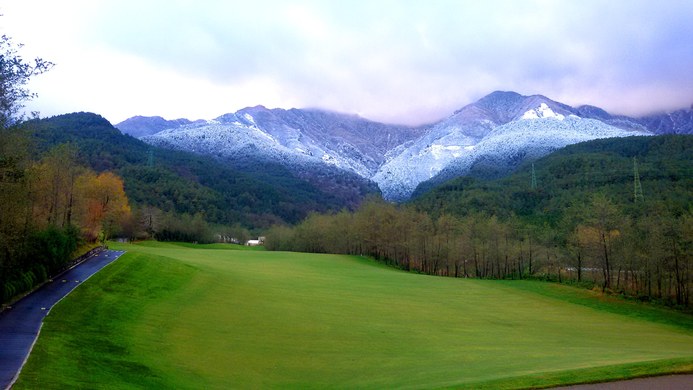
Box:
<box><xmin>15</xmin><ymin>242</ymin><xmax>693</xmax><ymax>389</ymax></box>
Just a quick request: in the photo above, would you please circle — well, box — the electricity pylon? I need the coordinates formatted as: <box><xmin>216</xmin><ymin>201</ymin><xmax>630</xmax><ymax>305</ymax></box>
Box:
<box><xmin>633</xmin><ymin>157</ymin><xmax>644</xmax><ymax>202</ymax></box>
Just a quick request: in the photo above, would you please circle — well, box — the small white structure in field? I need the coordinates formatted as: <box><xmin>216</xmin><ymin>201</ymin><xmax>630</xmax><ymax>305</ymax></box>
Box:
<box><xmin>245</xmin><ymin>236</ymin><xmax>265</xmax><ymax>246</ymax></box>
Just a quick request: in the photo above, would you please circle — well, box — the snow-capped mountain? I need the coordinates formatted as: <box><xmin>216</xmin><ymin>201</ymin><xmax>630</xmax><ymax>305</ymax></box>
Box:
<box><xmin>374</xmin><ymin>92</ymin><xmax>650</xmax><ymax>201</ymax></box>
<box><xmin>116</xmin><ymin>115</ymin><xmax>206</xmax><ymax>138</ymax></box>
<box><xmin>638</xmin><ymin>106</ymin><xmax>693</xmax><ymax>134</ymax></box>
<box><xmin>117</xmin><ymin>91</ymin><xmax>687</xmax><ymax>202</ymax></box>
<box><xmin>138</xmin><ymin>106</ymin><xmax>424</xmax><ymax>178</ymax></box>
<box><xmin>412</xmin><ymin>113</ymin><xmax>650</xmax><ymax>200</ymax></box>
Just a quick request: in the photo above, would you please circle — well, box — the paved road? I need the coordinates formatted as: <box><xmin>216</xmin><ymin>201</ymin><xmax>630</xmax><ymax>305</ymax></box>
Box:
<box><xmin>0</xmin><ymin>249</ymin><xmax>125</xmax><ymax>390</ymax></box>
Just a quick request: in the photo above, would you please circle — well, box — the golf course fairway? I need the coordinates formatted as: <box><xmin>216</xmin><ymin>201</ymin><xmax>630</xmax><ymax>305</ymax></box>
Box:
<box><xmin>14</xmin><ymin>242</ymin><xmax>693</xmax><ymax>389</ymax></box>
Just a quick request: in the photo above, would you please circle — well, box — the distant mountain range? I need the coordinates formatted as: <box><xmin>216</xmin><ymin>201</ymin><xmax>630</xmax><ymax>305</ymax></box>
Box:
<box><xmin>116</xmin><ymin>91</ymin><xmax>692</xmax><ymax>201</ymax></box>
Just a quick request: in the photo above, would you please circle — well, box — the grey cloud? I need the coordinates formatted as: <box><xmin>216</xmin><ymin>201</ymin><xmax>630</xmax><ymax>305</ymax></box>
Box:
<box><xmin>64</xmin><ymin>0</ymin><xmax>693</xmax><ymax>123</ymax></box>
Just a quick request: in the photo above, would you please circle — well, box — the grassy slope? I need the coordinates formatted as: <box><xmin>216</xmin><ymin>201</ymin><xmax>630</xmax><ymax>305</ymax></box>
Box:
<box><xmin>142</xmin><ymin>241</ymin><xmax>267</xmax><ymax>251</ymax></box>
<box><xmin>15</xmin><ymin>243</ymin><xmax>693</xmax><ymax>389</ymax></box>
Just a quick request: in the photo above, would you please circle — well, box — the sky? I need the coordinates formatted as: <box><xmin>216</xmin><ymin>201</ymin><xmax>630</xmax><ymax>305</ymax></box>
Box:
<box><xmin>1</xmin><ymin>0</ymin><xmax>692</xmax><ymax>126</ymax></box>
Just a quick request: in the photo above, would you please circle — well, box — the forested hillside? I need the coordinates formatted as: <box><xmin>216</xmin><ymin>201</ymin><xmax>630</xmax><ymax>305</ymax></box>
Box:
<box><xmin>27</xmin><ymin>112</ymin><xmax>373</xmax><ymax>230</ymax></box>
<box><xmin>414</xmin><ymin>135</ymin><xmax>691</xmax><ymax>221</ymax></box>
<box><xmin>267</xmin><ymin>135</ymin><xmax>692</xmax><ymax>308</ymax></box>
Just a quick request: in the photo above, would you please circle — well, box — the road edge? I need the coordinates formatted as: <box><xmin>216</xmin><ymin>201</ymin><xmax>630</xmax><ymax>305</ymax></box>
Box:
<box><xmin>5</xmin><ymin>250</ymin><xmax>125</xmax><ymax>390</ymax></box>
<box><xmin>1</xmin><ymin>247</ymin><xmax>106</xmax><ymax>315</ymax></box>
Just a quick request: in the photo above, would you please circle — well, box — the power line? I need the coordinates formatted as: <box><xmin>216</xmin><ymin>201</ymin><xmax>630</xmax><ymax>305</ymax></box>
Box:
<box><xmin>633</xmin><ymin>157</ymin><xmax>644</xmax><ymax>202</ymax></box>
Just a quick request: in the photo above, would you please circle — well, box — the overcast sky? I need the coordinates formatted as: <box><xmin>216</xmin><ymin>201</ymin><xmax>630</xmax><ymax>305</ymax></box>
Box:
<box><xmin>2</xmin><ymin>0</ymin><xmax>692</xmax><ymax>126</ymax></box>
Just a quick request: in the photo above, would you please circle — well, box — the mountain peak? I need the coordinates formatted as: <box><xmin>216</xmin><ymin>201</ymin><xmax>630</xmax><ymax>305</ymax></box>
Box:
<box><xmin>474</xmin><ymin>91</ymin><xmax>525</xmax><ymax>111</ymax></box>
<box><xmin>115</xmin><ymin>115</ymin><xmax>200</xmax><ymax>137</ymax></box>
<box><xmin>465</xmin><ymin>91</ymin><xmax>572</xmax><ymax>124</ymax></box>
<box><xmin>482</xmin><ymin>90</ymin><xmax>524</xmax><ymax>100</ymax></box>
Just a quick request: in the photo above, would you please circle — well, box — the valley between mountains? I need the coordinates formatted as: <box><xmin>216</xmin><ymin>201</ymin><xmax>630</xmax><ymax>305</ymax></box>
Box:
<box><xmin>117</xmin><ymin>91</ymin><xmax>692</xmax><ymax>201</ymax></box>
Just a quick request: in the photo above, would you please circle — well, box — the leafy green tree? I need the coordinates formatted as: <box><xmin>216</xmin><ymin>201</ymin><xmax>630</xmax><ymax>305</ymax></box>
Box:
<box><xmin>0</xmin><ymin>34</ymin><xmax>52</xmax><ymax>127</ymax></box>
<box><xmin>1</xmin><ymin>32</ymin><xmax>52</xmax><ymax>302</ymax></box>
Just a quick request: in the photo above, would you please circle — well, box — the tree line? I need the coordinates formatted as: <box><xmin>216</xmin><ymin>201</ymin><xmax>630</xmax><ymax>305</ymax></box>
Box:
<box><xmin>0</xmin><ymin>32</ymin><xmax>133</xmax><ymax>303</ymax></box>
<box><xmin>0</xmin><ymin>128</ymin><xmax>255</xmax><ymax>303</ymax></box>
<box><xmin>120</xmin><ymin>205</ymin><xmax>251</xmax><ymax>245</ymax></box>
<box><xmin>0</xmin><ymin>140</ymin><xmax>131</xmax><ymax>302</ymax></box>
<box><xmin>267</xmin><ymin>191</ymin><xmax>691</xmax><ymax>308</ymax></box>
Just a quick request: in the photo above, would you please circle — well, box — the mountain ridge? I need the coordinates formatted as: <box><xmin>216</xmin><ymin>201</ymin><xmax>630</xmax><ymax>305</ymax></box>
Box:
<box><xmin>116</xmin><ymin>91</ymin><xmax>691</xmax><ymax>201</ymax></box>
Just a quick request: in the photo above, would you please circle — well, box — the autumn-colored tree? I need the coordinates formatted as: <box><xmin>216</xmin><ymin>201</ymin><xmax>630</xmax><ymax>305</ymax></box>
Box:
<box><xmin>75</xmin><ymin>171</ymin><xmax>131</xmax><ymax>242</ymax></box>
<box><xmin>28</xmin><ymin>144</ymin><xmax>82</xmax><ymax>229</ymax></box>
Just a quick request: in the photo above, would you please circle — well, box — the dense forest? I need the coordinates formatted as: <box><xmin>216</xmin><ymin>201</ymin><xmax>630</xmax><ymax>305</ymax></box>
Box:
<box><xmin>267</xmin><ymin>135</ymin><xmax>692</xmax><ymax>308</ymax></box>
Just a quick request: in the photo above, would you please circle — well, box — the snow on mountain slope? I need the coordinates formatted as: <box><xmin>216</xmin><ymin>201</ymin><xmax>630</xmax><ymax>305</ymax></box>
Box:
<box><xmin>372</xmin><ymin>123</ymin><xmax>479</xmax><ymax>203</ymax></box>
<box><xmin>471</xmin><ymin>91</ymin><xmax>575</xmax><ymax>123</ymax></box>
<box><xmin>638</xmin><ymin>107</ymin><xmax>693</xmax><ymax>134</ymax></box>
<box><xmin>372</xmin><ymin>92</ymin><xmax>650</xmax><ymax>201</ymax></box>
<box><xmin>142</xmin><ymin>120</ymin><xmax>287</xmax><ymax>162</ymax></box>
<box><xmin>130</xmin><ymin>91</ymin><xmax>672</xmax><ymax>203</ymax></box>
<box><xmin>521</xmin><ymin>103</ymin><xmax>565</xmax><ymax>120</ymax></box>
<box><xmin>221</xmin><ymin>107</ymin><xmax>423</xmax><ymax>177</ymax></box>
<box><xmin>575</xmin><ymin>105</ymin><xmax>648</xmax><ymax>132</ymax></box>
<box><xmin>116</xmin><ymin>116</ymin><xmax>205</xmax><ymax>138</ymax></box>
<box><xmin>410</xmin><ymin>116</ymin><xmax>651</xmax><ymax>201</ymax></box>
<box><xmin>141</xmin><ymin>106</ymin><xmax>424</xmax><ymax>182</ymax></box>
<box><xmin>478</xmin><ymin>113</ymin><xmax>649</xmax><ymax>159</ymax></box>
<box><xmin>141</xmin><ymin>111</ymin><xmax>384</xmax><ymax>206</ymax></box>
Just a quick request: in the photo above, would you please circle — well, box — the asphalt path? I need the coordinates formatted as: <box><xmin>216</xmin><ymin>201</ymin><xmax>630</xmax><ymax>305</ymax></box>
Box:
<box><xmin>0</xmin><ymin>249</ymin><xmax>125</xmax><ymax>390</ymax></box>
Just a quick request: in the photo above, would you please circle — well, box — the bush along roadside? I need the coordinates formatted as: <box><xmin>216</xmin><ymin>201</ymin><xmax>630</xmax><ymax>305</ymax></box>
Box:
<box><xmin>0</xmin><ymin>233</ymin><xmax>104</xmax><ymax>310</ymax></box>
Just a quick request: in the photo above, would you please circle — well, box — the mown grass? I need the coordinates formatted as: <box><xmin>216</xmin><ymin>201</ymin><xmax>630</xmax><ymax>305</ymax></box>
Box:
<box><xmin>496</xmin><ymin>280</ymin><xmax>693</xmax><ymax>332</ymax></box>
<box><xmin>15</xmin><ymin>242</ymin><xmax>693</xmax><ymax>389</ymax></box>
<box><xmin>129</xmin><ymin>240</ymin><xmax>266</xmax><ymax>250</ymax></box>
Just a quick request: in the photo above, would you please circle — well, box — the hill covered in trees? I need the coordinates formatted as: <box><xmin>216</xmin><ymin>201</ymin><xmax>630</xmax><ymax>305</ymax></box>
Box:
<box><xmin>26</xmin><ymin>112</ymin><xmax>376</xmax><ymax>231</ymax></box>
<box><xmin>413</xmin><ymin>135</ymin><xmax>691</xmax><ymax>222</ymax></box>
<box><xmin>267</xmin><ymin>135</ymin><xmax>692</xmax><ymax>308</ymax></box>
